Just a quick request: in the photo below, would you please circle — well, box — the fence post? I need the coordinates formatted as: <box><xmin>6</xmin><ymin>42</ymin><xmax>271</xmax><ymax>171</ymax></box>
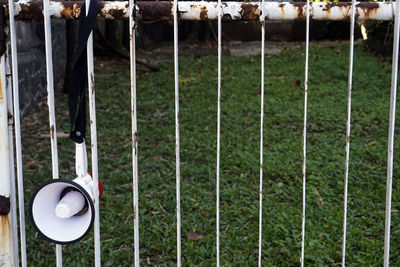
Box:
<box><xmin>6</xmin><ymin>41</ymin><xmax>20</xmax><ymax>267</ymax></box>
<box><xmin>0</xmin><ymin>51</ymin><xmax>14</xmax><ymax>266</ymax></box>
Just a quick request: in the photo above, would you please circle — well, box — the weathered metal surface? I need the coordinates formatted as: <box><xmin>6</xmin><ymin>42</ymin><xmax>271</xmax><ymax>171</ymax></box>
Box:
<box><xmin>0</xmin><ymin>55</ymin><xmax>11</xmax><ymax>207</ymax></box>
<box><xmin>0</xmin><ymin>1</ymin><xmax>394</xmax><ymax>21</ymax></box>
<box><xmin>0</xmin><ymin>198</ymin><xmax>12</xmax><ymax>266</ymax></box>
<box><xmin>8</xmin><ymin>0</ymin><xmax>28</xmax><ymax>264</ymax></box>
<box><xmin>1</xmin><ymin>214</ymin><xmax>13</xmax><ymax>266</ymax></box>
<box><xmin>0</xmin><ymin>6</ymin><xmax>5</xmax><ymax>57</ymax></box>
<box><xmin>0</xmin><ymin>49</ymin><xmax>14</xmax><ymax>266</ymax></box>
<box><xmin>42</xmin><ymin>0</ymin><xmax>63</xmax><ymax>264</ymax></box>
<box><xmin>5</xmin><ymin>45</ymin><xmax>19</xmax><ymax>267</ymax></box>
<box><xmin>384</xmin><ymin>0</ymin><xmax>400</xmax><ymax>264</ymax></box>
<box><xmin>342</xmin><ymin>0</ymin><xmax>356</xmax><ymax>265</ymax></box>
<box><xmin>129</xmin><ymin>0</ymin><xmax>140</xmax><ymax>266</ymax></box>
<box><xmin>83</xmin><ymin>0</ymin><xmax>101</xmax><ymax>265</ymax></box>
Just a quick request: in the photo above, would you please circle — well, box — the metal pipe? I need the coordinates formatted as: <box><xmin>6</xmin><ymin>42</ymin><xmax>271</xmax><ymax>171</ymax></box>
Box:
<box><xmin>43</xmin><ymin>0</ymin><xmax>63</xmax><ymax>264</ymax></box>
<box><xmin>342</xmin><ymin>0</ymin><xmax>356</xmax><ymax>265</ymax></box>
<box><xmin>216</xmin><ymin>0</ymin><xmax>221</xmax><ymax>265</ymax></box>
<box><xmin>0</xmin><ymin>50</ymin><xmax>14</xmax><ymax>267</ymax></box>
<box><xmin>300</xmin><ymin>0</ymin><xmax>310</xmax><ymax>265</ymax></box>
<box><xmin>384</xmin><ymin>0</ymin><xmax>400</xmax><ymax>264</ymax></box>
<box><xmin>173</xmin><ymin>0</ymin><xmax>181</xmax><ymax>266</ymax></box>
<box><xmin>129</xmin><ymin>0</ymin><xmax>140</xmax><ymax>265</ymax></box>
<box><xmin>84</xmin><ymin>0</ymin><xmax>101</xmax><ymax>265</ymax></box>
<box><xmin>8</xmin><ymin>0</ymin><xmax>27</xmax><ymax>264</ymax></box>
<box><xmin>6</xmin><ymin>43</ymin><xmax>19</xmax><ymax>267</ymax></box>
<box><xmin>1</xmin><ymin>1</ymin><xmax>395</xmax><ymax>21</ymax></box>
<box><xmin>258</xmin><ymin>0</ymin><xmax>265</xmax><ymax>265</ymax></box>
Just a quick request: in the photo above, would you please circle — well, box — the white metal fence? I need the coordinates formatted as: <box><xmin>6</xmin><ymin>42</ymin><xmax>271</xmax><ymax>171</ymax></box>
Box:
<box><xmin>0</xmin><ymin>1</ymin><xmax>399</xmax><ymax>266</ymax></box>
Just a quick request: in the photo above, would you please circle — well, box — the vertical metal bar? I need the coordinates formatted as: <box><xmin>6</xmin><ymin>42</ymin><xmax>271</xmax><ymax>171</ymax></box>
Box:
<box><xmin>0</xmin><ymin>50</ymin><xmax>14</xmax><ymax>267</ymax></box>
<box><xmin>300</xmin><ymin>0</ymin><xmax>310</xmax><ymax>266</ymax></box>
<box><xmin>8</xmin><ymin>0</ymin><xmax>27</xmax><ymax>265</ymax></box>
<box><xmin>129</xmin><ymin>0</ymin><xmax>140</xmax><ymax>266</ymax></box>
<box><xmin>6</xmin><ymin>45</ymin><xmax>19</xmax><ymax>267</ymax></box>
<box><xmin>384</xmin><ymin>0</ymin><xmax>400</xmax><ymax>265</ymax></box>
<box><xmin>43</xmin><ymin>0</ymin><xmax>63</xmax><ymax>264</ymax></box>
<box><xmin>84</xmin><ymin>0</ymin><xmax>101</xmax><ymax>265</ymax></box>
<box><xmin>341</xmin><ymin>0</ymin><xmax>356</xmax><ymax>265</ymax></box>
<box><xmin>173</xmin><ymin>0</ymin><xmax>181</xmax><ymax>265</ymax></box>
<box><xmin>43</xmin><ymin>0</ymin><xmax>59</xmax><ymax>200</ymax></box>
<box><xmin>216</xmin><ymin>0</ymin><xmax>221</xmax><ymax>266</ymax></box>
<box><xmin>258</xmin><ymin>0</ymin><xmax>265</xmax><ymax>266</ymax></box>
<box><xmin>216</xmin><ymin>0</ymin><xmax>221</xmax><ymax>264</ymax></box>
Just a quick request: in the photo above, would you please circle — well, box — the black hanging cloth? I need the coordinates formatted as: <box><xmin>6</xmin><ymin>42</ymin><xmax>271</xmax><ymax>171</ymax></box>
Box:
<box><xmin>67</xmin><ymin>0</ymin><xmax>100</xmax><ymax>144</ymax></box>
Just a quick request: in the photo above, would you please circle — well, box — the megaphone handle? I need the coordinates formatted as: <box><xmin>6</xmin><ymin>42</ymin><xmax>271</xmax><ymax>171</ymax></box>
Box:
<box><xmin>75</xmin><ymin>142</ymin><xmax>88</xmax><ymax>177</ymax></box>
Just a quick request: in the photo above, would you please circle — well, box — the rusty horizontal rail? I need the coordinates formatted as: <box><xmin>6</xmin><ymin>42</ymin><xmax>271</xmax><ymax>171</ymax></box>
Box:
<box><xmin>0</xmin><ymin>1</ymin><xmax>394</xmax><ymax>21</ymax></box>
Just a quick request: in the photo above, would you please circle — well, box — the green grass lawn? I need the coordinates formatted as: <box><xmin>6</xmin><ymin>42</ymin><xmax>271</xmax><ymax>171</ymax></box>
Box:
<box><xmin>22</xmin><ymin>42</ymin><xmax>400</xmax><ymax>266</ymax></box>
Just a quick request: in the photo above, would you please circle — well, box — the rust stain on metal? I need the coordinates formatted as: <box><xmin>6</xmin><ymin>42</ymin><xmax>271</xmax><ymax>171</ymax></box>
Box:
<box><xmin>6</xmin><ymin>1</ymin><xmax>178</xmax><ymax>21</ymax></box>
<box><xmin>320</xmin><ymin>2</ymin><xmax>348</xmax><ymax>19</ymax></box>
<box><xmin>318</xmin><ymin>2</ymin><xmax>380</xmax><ymax>20</ymax></box>
<box><xmin>322</xmin><ymin>2</ymin><xmax>350</xmax><ymax>12</ymax></box>
<box><xmin>357</xmin><ymin>2</ymin><xmax>379</xmax><ymax>9</ymax></box>
<box><xmin>0</xmin><ymin>5</ymin><xmax>5</xmax><ymax>57</ymax></box>
<box><xmin>1</xmin><ymin>214</ymin><xmax>11</xmax><ymax>250</ymax></box>
<box><xmin>50</xmin><ymin>124</ymin><xmax>55</xmax><ymax>140</ymax></box>
<box><xmin>134</xmin><ymin>132</ymin><xmax>138</xmax><ymax>155</ymax></box>
<box><xmin>137</xmin><ymin>1</ymin><xmax>173</xmax><ymax>21</ymax></box>
<box><xmin>131</xmin><ymin>2</ymin><xmax>137</xmax><ymax>25</ymax></box>
<box><xmin>108</xmin><ymin>8</ymin><xmax>127</xmax><ymax>20</ymax></box>
<box><xmin>322</xmin><ymin>2</ymin><xmax>350</xmax><ymax>18</ymax></box>
<box><xmin>60</xmin><ymin>5</ymin><xmax>74</xmax><ymax>18</ymax></box>
<box><xmin>0</xmin><ymin>78</ymin><xmax>2</xmax><ymax>101</ymax></box>
<box><xmin>90</xmin><ymin>73</ymin><xmax>95</xmax><ymax>93</ymax></box>
<box><xmin>293</xmin><ymin>2</ymin><xmax>305</xmax><ymax>19</ymax></box>
<box><xmin>279</xmin><ymin>3</ymin><xmax>286</xmax><ymax>19</ymax></box>
<box><xmin>199</xmin><ymin>6</ymin><xmax>208</xmax><ymax>20</ymax></box>
<box><xmin>59</xmin><ymin>2</ymin><xmax>81</xmax><ymax>19</ymax></box>
<box><xmin>222</xmin><ymin>13</ymin><xmax>232</xmax><ymax>20</ymax></box>
<box><xmin>15</xmin><ymin>0</ymin><xmax>78</xmax><ymax>20</ymax></box>
<box><xmin>6</xmin><ymin>1</ymin><xmax>391</xmax><ymax>21</ymax></box>
<box><xmin>0</xmin><ymin>196</ymin><xmax>10</xmax><ymax>215</ymax></box>
<box><xmin>278</xmin><ymin>3</ymin><xmax>285</xmax><ymax>18</ymax></box>
<box><xmin>17</xmin><ymin>2</ymin><xmax>44</xmax><ymax>22</ymax></box>
<box><xmin>357</xmin><ymin>2</ymin><xmax>380</xmax><ymax>20</ymax></box>
<box><xmin>221</xmin><ymin>2</ymin><xmax>232</xmax><ymax>20</ymax></box>
<box><xmin>293</xmin><ymin>3</ymin><xmax>306</xmax><ymax>9</ymax></box>
<box><xmin>240</xmin><ymin>3</ymin><xmax>259</xmax><ymax>20</ymax></box>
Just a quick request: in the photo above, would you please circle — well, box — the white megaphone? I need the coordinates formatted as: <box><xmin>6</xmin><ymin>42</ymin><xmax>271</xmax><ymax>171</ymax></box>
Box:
<box><xmin>29</xmin><ymin>142</ymin><xmax>103</xmax><ymax>244</ymax></box>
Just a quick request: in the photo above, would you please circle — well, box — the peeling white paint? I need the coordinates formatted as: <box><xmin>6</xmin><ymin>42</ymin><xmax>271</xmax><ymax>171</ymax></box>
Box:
<box><xmin>7</xmin><ymin>1</ymin><xmax>396</xmax><ymax>21</ymax></box>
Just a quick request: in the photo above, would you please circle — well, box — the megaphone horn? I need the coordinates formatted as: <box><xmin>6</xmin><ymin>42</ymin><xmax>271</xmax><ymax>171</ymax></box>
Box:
<box><xmin>29</xmin><ymin>142</ymin><xmax>103</xmax><ymax>245</ymax></box>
